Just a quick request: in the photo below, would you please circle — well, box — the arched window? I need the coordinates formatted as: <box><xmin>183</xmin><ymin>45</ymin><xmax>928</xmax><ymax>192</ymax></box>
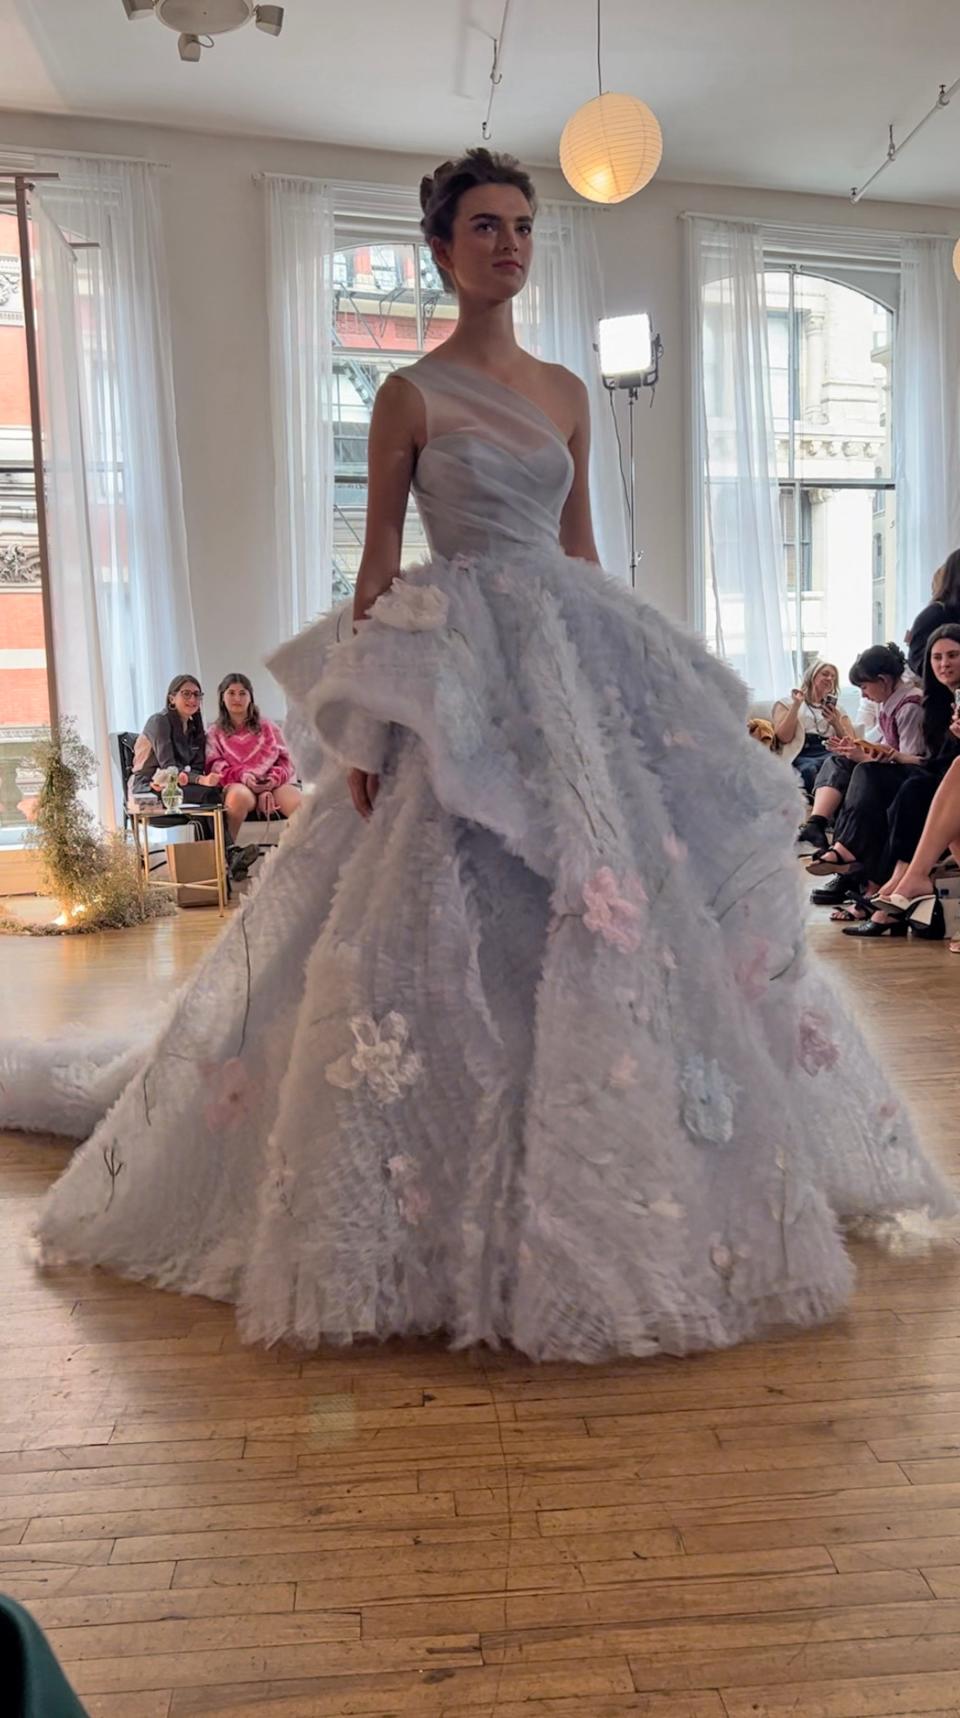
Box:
<box><xmin>765</xmin><ymin>269</ymin><xmax>894</xmax><ymax>676</ymax></box>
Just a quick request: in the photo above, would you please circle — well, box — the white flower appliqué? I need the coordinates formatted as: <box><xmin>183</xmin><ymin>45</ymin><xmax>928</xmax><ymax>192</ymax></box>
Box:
<box><xmin>372</xmin><ymin>582</ymin><xmax>449</xmax><ymax>633</ymax></box>
<box><xmin>709</xmin><ymin>1237</ymin><xmax>752</xmax><ymax>1288</ymax></box>
<box><xmin>387</xmin><ymin>1154</ymin><xmax>431</xmax><ymax>1225</ymax></box>
<box><xmin>326</xmin><ymin>1012</ymin><xmax>424</xmax><ymax>1107</ymax></box>
<box><xmin>680</xmin><ymin>1055</ymin><xmax>737</xmax><ymax>1147</ymax></box>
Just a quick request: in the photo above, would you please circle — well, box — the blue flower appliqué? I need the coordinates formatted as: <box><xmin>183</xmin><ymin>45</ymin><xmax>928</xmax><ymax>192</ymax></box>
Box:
<box><xmin>680</xmin><ymin>1055</ymin><xmax>737</xmax><ymax>1147</ymax></box>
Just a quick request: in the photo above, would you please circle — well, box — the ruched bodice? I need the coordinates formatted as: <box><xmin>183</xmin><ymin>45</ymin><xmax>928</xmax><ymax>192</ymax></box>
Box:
<box><xmin>402</xmin><ymin>355</ymin><xmax>573</xmax><ymax>558</ymax></box>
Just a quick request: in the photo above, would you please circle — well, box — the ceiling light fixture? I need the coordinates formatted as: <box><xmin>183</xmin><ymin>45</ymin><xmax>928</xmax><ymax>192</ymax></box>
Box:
<box><xmin>559</xmin><ymin>0</ymin><xmax>662</xmax><ymax>205</ymax></box>
<box><xmin>121</xmin><ymin>0</ymin><xmax>284</xmax><ymax>61</ymax></box>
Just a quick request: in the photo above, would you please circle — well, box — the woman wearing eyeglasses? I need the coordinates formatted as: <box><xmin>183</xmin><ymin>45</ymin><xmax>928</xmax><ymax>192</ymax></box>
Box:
<box><xmin>128</xmin><ymin>674</ymin><xmax>220</xmax><ymax>802</ymax></box>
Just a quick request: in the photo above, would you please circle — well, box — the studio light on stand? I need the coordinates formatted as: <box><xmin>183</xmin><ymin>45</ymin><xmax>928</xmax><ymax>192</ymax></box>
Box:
<box><xmin>598</xmin><ymin>313</ymin><xmax>662</xmax><ymax>588</ymax></box>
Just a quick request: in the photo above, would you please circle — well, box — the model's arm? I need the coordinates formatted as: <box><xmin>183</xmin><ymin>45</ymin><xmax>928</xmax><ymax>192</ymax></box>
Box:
<box><xmin>351</xmin><ymin>375</ymin><xmax>421</xmax><ymax>627</ymax></box>
<box><xmin>558</xmin><ymin>374</ymin><xmax>600</xmax><ymax>565</ymax></box>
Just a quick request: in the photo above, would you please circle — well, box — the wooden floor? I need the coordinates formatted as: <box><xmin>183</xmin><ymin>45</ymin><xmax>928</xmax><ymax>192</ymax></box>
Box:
<box><xmin>2</xmin><ymin>909</ymin><xmax>960</xmax><ymax>1718</ymax></box>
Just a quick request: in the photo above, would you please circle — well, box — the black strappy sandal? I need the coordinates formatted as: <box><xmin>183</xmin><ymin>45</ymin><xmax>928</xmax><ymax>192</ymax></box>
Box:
<box><xmin>807</xmin><ymin>848</ymin><xmax>863</xmax><ymax>878</ymax></box>
<box><xmin>830</xmin><ymin>899</ymin><xmax>870</xmax><ymax>923</ymax></box>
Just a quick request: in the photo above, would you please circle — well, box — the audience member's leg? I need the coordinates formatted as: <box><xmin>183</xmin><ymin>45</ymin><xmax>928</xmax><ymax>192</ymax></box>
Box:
<box><xmin>271</xmin><ymin>784</ymin><xmax>302</xmax><ymax>819</ymax></box>
<box><xmin>873</xmin><ymin>859</ymin><xmax>908</xmax><ymax>903</ymax></box>
<box><xmin>793</xmin><ymin>754</ymin><xmax>820</xmax><ymax>797</ymax></box>
<box><xmin>224</xmin><ymin>783</ymin><xmax>256</xmax><ymax>841</ymax></box>
<box><xmin>815</xmin><ymin>762</ymin><xmax>909</xmax><ymax>882</ymax></box>
<box><xmin>894</xmin><ymin>758</ymin><xmax>960</xmax><ymax>902</ymax></box>
<box><xmin>799</xmin><ymin>756</ymin><xmax>853</xmax><ymax>846</ymax></box>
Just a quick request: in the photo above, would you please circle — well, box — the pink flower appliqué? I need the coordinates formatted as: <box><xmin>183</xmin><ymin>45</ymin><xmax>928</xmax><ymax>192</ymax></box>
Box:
<box><xmin>609</xmin><ymin>1053</ymin><xmax>640</xmax><ymax>1089</ymax></box>
<box><xmin>798</xmin><ymin>1011</ymin><xmax>840</xmax><ymax>1076</ymax></box>
<box><xmin>582</xmin><ymin>867</ymin><xmax>647</xmax><ymax>954</ymax></box>
<box><xmin>202</xmin><ymin>1058</ymin><xmax>252</xmax><ymax>1131</ymax></box>
<box><xmin>735</xmin><ymin>937</ymin><xmax>771</xmax><ymax>1004</ymax></box>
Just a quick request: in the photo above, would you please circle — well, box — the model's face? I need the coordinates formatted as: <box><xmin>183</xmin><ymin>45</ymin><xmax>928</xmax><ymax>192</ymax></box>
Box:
<box><xmin>859</xmin><ymin>675</ymin><xmax>892</xmax><ymax>704</ymax></box>
<box><xmin>224</xmin><ymin>682</ymin><xmax>251</xmax><ymax>723</ymax></box>
<box><xmin>434</xmin><ymin>182</ymin><xmax>534</xmax><ymax>303</ymax></box>
<box><xmin>811</xmin><ymin>667</ymin><xmax>837</xmax><ymax>703</ymax></box>
<box><xmin>172</xmin><ymin>683</ymin><xmax>201</xmax><ymax>720</ymax></box>
<box><xmin>931</xmin><ymin>637</ymin><xmax>960</xmax><ymax>688</ymax></box>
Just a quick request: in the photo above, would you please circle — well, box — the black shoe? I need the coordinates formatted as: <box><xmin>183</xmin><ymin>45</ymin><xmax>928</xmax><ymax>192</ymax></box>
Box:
<box><xmin>810</xmin><ymin>874</ymin><xmax>856</xmax><ymax>906</ymax></box>
<box><xmin>842</xmin><ymin>916</ymin><xmax>908</xmax><ymax>939</ymax></box>
<box><xmin>228</xmin><ymin>843</ymin><xmax>259</xmax><ymax>881</ymax></box>
<box><xmin>908</xmin><ymin>898</ymin><xmax>946</xmax><ymax>941</ymax></box>
<box><xmin>797</xmin><ymin>816</ymin><xmax>830</xmax><ymax>855</ymax></box>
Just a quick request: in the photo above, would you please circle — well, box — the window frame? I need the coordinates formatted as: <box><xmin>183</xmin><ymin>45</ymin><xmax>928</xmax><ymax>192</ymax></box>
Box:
<box><xmin>330</xmin><ymin>234</ymin><xmax>454</xmax><ymax>600</ymax></box>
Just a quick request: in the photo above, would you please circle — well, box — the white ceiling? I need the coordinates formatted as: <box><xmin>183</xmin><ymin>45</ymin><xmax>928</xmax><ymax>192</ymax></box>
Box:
<box><xmin>3</xmin><ymin>0</ymin><xmax>960</xmax><ymax>205</ymax></box>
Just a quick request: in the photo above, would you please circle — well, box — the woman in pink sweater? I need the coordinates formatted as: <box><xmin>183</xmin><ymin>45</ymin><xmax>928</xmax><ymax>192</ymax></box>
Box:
<box><xmin>206</xmin><ymin>673</ymin><xmax>302</xmax><ymax>839</ymax></box>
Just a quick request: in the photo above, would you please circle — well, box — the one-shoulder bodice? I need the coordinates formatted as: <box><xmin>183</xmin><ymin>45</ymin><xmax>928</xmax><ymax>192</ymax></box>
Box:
<box><xmin>401</xmin><ymin>355</ymin><xmax>574</xmax><ymax>559</ymax></box>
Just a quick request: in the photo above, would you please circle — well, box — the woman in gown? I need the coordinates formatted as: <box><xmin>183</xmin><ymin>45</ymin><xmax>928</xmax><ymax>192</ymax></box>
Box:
<box><xmin>0</xmin><ymin>150</ymin><xmax>953</xmax><ymax>1363</ymax></box>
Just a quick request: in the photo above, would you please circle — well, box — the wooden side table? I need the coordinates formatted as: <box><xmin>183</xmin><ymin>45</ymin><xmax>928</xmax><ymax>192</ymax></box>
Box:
<box><xmin>128</xmin><ymin>802</ymin><xmax>229</xmax><ymax>917</ymax></box>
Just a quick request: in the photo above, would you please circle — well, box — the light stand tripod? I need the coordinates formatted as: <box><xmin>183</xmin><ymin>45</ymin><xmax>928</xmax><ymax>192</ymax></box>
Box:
<box><xmin>601</xmin><ymin>330</ymin><xmax>662</xmax><ymax>589</ymax></box>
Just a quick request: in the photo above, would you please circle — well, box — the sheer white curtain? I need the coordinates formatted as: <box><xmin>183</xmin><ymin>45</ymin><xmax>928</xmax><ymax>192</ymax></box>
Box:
<box><xmin>35</xmin><ymin>159</ymin><xmax>198</xmax><ymax>746</ymax></box>
<box><xmin>894</xmin><ymin>236</ymin><xmax>960</xmax><ymax>631</ymax></box>
<box><xmin>515</xmin><ymin>201</ymin><xmax>628</xmax><ymax>573</ymax></box>
<box><xmin>30</xmin><ymin>199</ymin><xmax>113</xmax><ymax>827</ymax></box>
<box><xmin>686</xmin><ymin>217</ymin><xmax>793</xmax><ymax>704</ymax></box>
<box><xmin>265</xmin><ymin>176</ymin><xmax>336</xmax><ymax>637</ymax></box>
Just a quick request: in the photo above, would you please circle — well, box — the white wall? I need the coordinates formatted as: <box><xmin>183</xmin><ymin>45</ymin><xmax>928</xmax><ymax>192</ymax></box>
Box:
<box><xmin>1</xmin><ymin>108</ymin><xmax>957</xmax><ymax>705</ymax></box>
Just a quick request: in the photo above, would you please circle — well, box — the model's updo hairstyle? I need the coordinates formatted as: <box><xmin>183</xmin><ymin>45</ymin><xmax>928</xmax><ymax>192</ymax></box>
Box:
<box><xmin>419</xmin><ymin>147</ymin><xmax>537</xmax><ymax>292</ymax></box>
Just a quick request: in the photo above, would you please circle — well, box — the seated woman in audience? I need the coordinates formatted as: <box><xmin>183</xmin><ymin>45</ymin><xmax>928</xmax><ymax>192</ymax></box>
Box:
<box><xmin>808</xmin><ymin>626</ymin><xmax>960</xmax><ymax>934</ymax></box>
<box><xmin>206</xmin><ymin>672</ymin><xmax>302</xmax><ymax>841</ymax></box>
<box><xmin>772</xmin><ymin>661</ymin><xmax>852</xmax><ymax>804</ymax></box>
<box><xmin>796</xmin><ymin>644</ymin><xmax>920</xmax><ymax>853</ymax></box>
<box><xmin>907</xmin><ymin>547</ymin><xmax>960</xmax><ymax>678</ymax></box>
<box><xmin>129</xmin><ymin>674</ymin><xmax>220</xmax><ymax>802</ymax></box>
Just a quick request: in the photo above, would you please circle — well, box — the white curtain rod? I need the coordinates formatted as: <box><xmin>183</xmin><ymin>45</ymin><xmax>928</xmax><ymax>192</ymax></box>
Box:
<box><xmin>253</xmin><ymin>169</ymin><xmax>584</xmax><ymax>211</ymax></box>
<box><xmin>0</xmin><ymin>144</ymin><xmax>170</xmax><ymax>169</ymax></box>
<box><xmin>679</xmin><ymin>210</ymin><xmax>951</xmax><ymax>242</ymax></box>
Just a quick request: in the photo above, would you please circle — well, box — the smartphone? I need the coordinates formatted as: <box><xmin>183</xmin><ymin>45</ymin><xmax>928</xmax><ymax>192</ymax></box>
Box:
<box><xmin>822</xmin><ymin>693</ymin><xmax>838</xmax><ymax>709</ymax></box>
<box><xmin>953</xmin><ymin>687</ymin><xmax>960</xmax><ymax>713</ymax></box>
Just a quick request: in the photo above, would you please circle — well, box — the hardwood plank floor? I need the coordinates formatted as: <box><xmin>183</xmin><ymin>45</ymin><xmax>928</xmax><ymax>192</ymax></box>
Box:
<box><xmin>1</xmin><ymin>906</ymin><xmax>959</xmax><ymax>1716</ymax></box>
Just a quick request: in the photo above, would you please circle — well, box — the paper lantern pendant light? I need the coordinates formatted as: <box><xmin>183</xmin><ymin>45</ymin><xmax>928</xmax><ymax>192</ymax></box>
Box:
<box><xmin>560</xmin><ymin>90</ymin><xmax>662</xmax><ymax>205</ymax></box>
<box><xmin>953</xmin><ymin>238</ymin><xmax>960</xmax><ymax>282</ymax></box>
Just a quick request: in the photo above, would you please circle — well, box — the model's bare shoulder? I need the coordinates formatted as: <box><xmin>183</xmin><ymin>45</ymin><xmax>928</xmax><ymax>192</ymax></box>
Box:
<box><xmin>370</xmin><ymin>369</ymin><xmax>426</xmax><ymax>446</ymax></box>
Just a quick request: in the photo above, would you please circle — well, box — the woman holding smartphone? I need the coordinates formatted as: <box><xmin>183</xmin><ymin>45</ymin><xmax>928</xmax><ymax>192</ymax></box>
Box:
<box><xmin>772</xmin><ymin>661</ymin><xmax>852</xmax><ymax>797</ymax></box>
